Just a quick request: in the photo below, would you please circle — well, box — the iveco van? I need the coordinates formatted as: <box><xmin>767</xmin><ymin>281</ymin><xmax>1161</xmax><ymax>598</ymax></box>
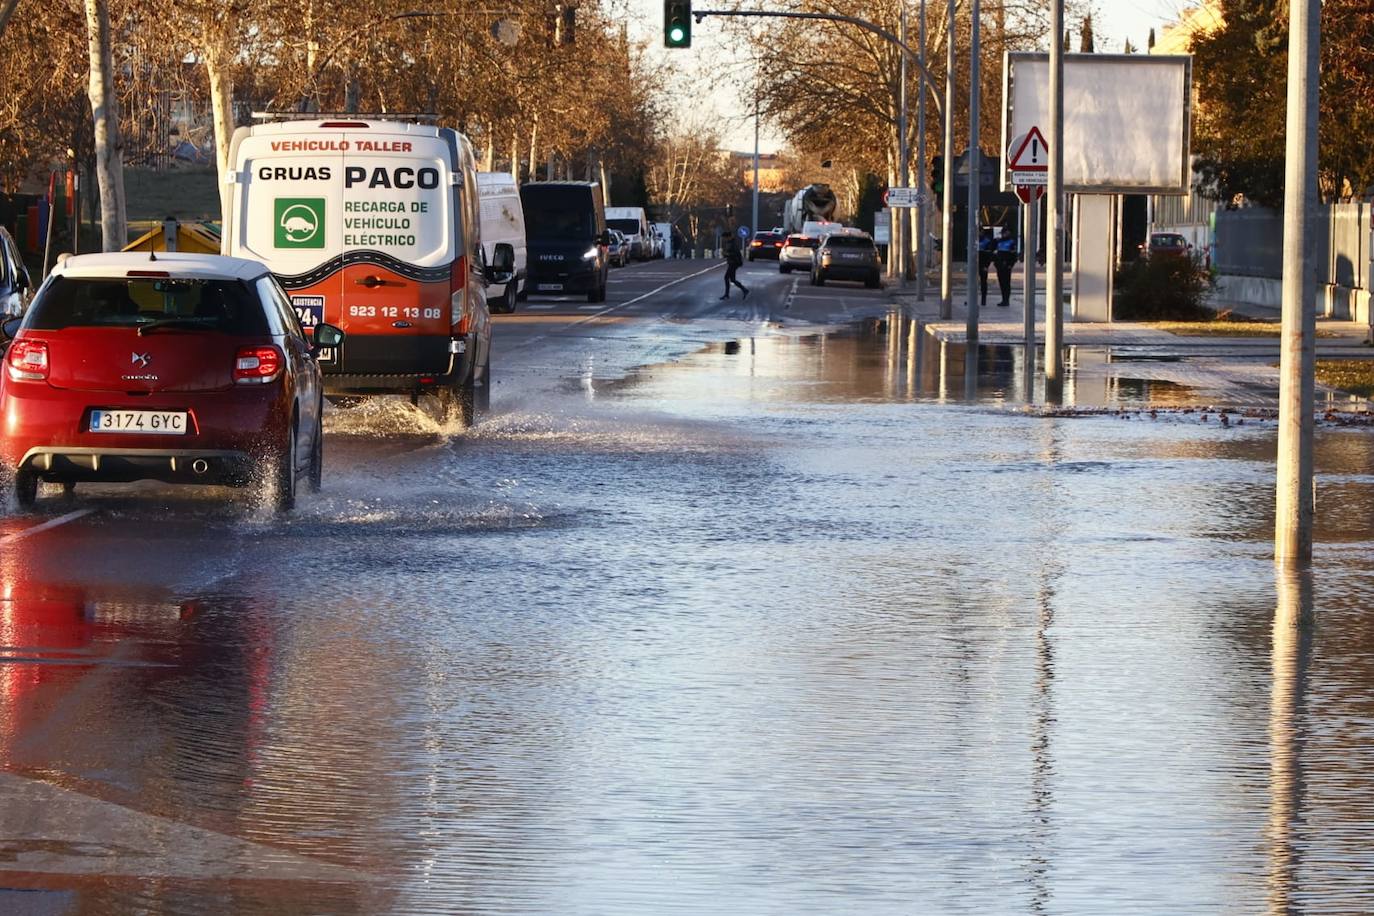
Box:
<box><xmin>222</xmin><ymin>118</ymin><xmax>512</xmax><ymax>424</ymax></box>
<box><xmin>520</xmin><ymin>182</ymin><xmax>609</xmax><ymax>303</ymax></box>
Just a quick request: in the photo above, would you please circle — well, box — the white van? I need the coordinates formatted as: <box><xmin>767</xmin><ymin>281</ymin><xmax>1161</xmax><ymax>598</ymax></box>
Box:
<box><xmin>476</xmin><ymin>171</ymin><xmax>526</xmax><ymax>313</ymax></box>
<box><xmin>604</xmin><ymin>206</ymin><xmax>650</xmax><ymax>260</ymax></box>
<box><xmin>221</xmin><ymin>118</ymin><xmax>513</xmax><ymax>424</ymax></box>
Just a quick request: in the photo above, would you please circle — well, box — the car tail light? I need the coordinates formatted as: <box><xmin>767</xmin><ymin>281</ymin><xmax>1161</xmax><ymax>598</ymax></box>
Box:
<box><xmin>234</xmin><ymin>345</ymin><xmax>283</xmax><ymax>384</ymax></box>
<box><xmin>7</xmin><ymin>340</ymin><xmax>48</xmax><ymax>381</ymax></box>
<box><xmin>452</xmin><ymin>255</ymin><xmax>471</xmax><ymax>335</ymax></box>
<box><xmin>751</xmin><ymin>240</ymin><xmax>762</xmax><ymax>247</ymax></box>
<box><xmin>773</xmin><ymin>241</ymin><xmax>783</xmax><ymax>247</ymax></box>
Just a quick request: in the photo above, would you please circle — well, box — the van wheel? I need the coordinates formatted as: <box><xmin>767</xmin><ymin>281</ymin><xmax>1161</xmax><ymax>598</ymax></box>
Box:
<box><xmin>14</xmin><ymin>469</ymin><xmax>37</xmax><ymax>509</ymax></box>
<box><xmin>438</xmin><ymin>382</ymin><xmax>477</xmax><ymax>429</ymax></box>
<box><xmin>515</xmin><ymin>282</ymin><xmax>528</xmax><ymax>302</ymax></box>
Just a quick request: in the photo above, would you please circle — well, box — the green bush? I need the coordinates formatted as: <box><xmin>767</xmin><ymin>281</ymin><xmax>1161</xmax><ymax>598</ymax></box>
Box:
<box><xmin>1113</xmin><ymin>256</ymin><xmax>1215</xmax><ymax>321</ymax></box>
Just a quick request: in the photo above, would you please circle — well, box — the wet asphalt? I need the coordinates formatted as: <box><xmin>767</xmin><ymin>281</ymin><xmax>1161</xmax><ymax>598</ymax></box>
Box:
<box><xmin>3</xmin><ymin>257</ymin><xmax>1374</xmax><ymax>914</ymax></box>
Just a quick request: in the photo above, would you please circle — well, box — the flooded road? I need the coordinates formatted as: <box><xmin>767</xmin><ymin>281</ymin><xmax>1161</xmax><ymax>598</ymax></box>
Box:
<box><xmin>4</xmin><ymin>260</ymin><xmax>1374</xmax><ymax>913</ymax></box>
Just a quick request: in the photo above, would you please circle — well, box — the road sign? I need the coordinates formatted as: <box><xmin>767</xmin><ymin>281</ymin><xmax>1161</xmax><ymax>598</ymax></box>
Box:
<box><xmin>885</xmin><ymin>187</ymin><xmax>923</xmax><ymax>208</ymax></box>
<box><xmin>737</xmin><ymin>225</ymin><xmax>750</xmax><ymax>239</ymax></box>
<box><xmin>1012</xmin><ymin>171</ymin><xmax>1048</xmax><ymax>186</ymax></box>
<box><xmin>873</xmin><ymin>209</ymin><xmax>891</xmax><ymax>245</ymax></box>
<box><xmin>1015</xmin><ymin>185</ymin><xmax>1045</xmax><ymax>204</ymax></box>
<box><xmin>1007</xmin><ymin>125</ymin><xmax>1049</xmax><ymax>171</ymax></box>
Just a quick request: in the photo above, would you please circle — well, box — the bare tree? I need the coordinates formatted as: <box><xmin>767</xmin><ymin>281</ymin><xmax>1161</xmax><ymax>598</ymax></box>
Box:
<box><xmin>84</xmin><ymin>0</ymin><xmax>127</xmax><ymax>249</ymax></box>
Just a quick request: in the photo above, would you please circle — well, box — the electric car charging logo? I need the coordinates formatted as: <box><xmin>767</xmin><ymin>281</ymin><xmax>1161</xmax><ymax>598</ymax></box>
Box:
<box><xmin>274</xmin><ymin>199</ymin><xmax>325</xmax><ymax>249</ymax></box>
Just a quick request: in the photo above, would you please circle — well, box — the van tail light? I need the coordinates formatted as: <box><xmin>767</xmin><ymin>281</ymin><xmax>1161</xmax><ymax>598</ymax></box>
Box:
<box><xmin>233</xmin><ymin>345</ymin><xmax>283</xmax><ymax>384</ymax></box>
<box><xmin>451</xmin><ymin>255</ymin><xmax>470</xmax><ymax>335</ymax></box>
<box><xmin>7</xmin><ymin>340</ymin><xmax>49</xmax><ymax>381</ymax></box>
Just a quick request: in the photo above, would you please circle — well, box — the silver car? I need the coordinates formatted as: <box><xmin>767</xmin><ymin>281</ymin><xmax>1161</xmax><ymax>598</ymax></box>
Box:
<box><xmin>778</xmin><ymin>234</ymin><xmax>819</xmax><ymax>274</ymax></box>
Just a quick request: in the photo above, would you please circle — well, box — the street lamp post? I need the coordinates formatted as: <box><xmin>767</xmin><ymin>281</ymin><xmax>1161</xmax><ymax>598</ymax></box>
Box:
<box><xmin>964</xmin><ymin>0</ymin><xmax>980</xmax><ymax>345</ymax></box>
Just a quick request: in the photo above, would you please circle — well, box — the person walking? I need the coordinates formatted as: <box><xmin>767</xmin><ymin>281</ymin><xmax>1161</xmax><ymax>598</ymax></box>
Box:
<box><xmin>721</xmin><ymin>228</ymin><xmax>749</xmax><ymax>299</ymax></box>
<box><xmin>976</xmin><ymin>226</ymin><xmax>996</xmax><ymax>307</ymax></box>
<box><xmin>993</xmin><ymin>231</ymin><xmax>1018</xmax><ymax>308</ymax></box>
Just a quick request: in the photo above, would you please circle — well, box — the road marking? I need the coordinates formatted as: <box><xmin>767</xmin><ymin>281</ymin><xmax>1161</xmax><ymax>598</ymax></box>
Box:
<box><xmin>577</xmin><ymin>305</ymin><xmax>602</xmax><ymax>311</ymax></box>
<box><xmin>525</xmin><ymin>304</ymin><xmax>556</xmax><ymax>310</ymax></box>
<box><xmin>784</xmin><ymin>276</ymin><xmax>800</xmax><ymax>310</ymax></box>
<box><xmin>0</xmin><ymin>508</ymin><xmax>96</xmax><ymax>545</ymax></box>
<box><xmin>506</xmin><ymin>263</ymin><xmax>722</xmax><ymax>350</ymax></box>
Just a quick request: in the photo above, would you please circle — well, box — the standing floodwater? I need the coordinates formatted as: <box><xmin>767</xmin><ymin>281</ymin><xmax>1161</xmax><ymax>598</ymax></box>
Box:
<box><xmin>3</xmin><ymin>264</ymin><xmax>1373</xmax><ymax>914</ymax></box>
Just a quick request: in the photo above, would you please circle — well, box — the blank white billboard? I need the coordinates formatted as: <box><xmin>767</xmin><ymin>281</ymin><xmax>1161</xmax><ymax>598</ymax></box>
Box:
<box><xmin>1002</xmin><ymin>53</ymin><xmax>1192</xmax><ymax>195</ymax></box>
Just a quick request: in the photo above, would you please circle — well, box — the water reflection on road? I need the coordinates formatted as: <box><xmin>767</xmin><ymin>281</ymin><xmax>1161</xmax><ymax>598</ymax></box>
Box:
<box><xmin>3</xmin><ymin>315</ymin><xmax>1374</xmax><ymax>912</ymax></box>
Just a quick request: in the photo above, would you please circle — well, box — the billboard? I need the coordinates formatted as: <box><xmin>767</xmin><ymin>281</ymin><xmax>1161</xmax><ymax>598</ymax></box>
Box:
<box><xmin>1001</xmin><ymin>53</ymin><xmax>1192</xmax><ymax>195</ymax></box>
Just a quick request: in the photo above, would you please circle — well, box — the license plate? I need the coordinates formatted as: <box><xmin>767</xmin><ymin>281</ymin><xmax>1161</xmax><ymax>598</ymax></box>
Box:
<box><xmin>537</xmin><ymin>283</ymin><xmax>564</xmax><ymax>291</ymax></box>
<box><xmin>89</xmin><ymin>410</ymin><xmax>188</xmax><ymax>435</ymax></box>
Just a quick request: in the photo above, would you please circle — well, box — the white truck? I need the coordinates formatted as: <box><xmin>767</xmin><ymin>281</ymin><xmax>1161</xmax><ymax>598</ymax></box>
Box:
<box><xmin>604</xmin><ymin>206</ymin><xmax>651</xmax><ymax>260</ymax></box>
<box><xmin>476</xmin><ymin>171</ymin><xmax>527</xmax><ymax>313</ymax></box>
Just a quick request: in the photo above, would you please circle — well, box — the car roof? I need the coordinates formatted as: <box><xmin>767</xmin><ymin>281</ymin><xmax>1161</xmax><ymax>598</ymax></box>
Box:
<box><xmin>52</xmin><ymin>252</ymin><xmax>270</xmax><ymax>282</ymax></box>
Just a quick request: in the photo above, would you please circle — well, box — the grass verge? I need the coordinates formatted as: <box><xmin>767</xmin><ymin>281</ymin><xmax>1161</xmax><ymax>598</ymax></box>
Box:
<box><xmin>1316</xmin><ymin>360</ymin><xmax>1374</xmax><ymax>398</ymax></box>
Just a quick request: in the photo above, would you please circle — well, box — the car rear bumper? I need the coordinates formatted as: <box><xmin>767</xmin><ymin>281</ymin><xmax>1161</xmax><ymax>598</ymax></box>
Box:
<box><xmin>749</xmin><ymin>248</ymin><xmax>782</xmax><ymax>260</ymax></box>
<box><xmin>526</xmin><ymin>267</ymin><xmax>601</xmax><ymax>294</ymax></box>
<box><xmin>818</xmin><ymin>263</ymin><xmax>880</xmax><ymax>280</ymax></box>
<box><xmin>20</xmin><ymin>447</ymin><xmax>254</xmax><ymax>485</ymax></box>
<box><xmin>0</xmin><ymin>382</ymin><xmax>288</xmax><ymax>476</ymax></box>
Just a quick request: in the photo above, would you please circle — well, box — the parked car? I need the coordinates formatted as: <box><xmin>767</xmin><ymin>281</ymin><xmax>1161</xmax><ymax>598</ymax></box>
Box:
<box><xmin>0</xmin><ymin>227</ymin><xmax>31</xmax><ymax>318</ymax></box>
<box><xmin>607</xmin><ymin>229</ymin><xmax>631</xmax><ymax>267</ymax></box>
<box><xmin>747</xmin><ymin>231</ymin><xmax>785</xmax><ymax>261</ymax></box>
<box><xmin>0</xmin><ymin>252</ymin><xmax>344</xmax><ymax>512</ymax></box>
<box><xmin>812</xmin><ymin>232</ymin><xmax>882</xmax><ymax>288</ymax></box>
<box><xmin>778</xmin><ymin>234</ymin><xmax>819</xmax><ymax>274</ymax></box>
<box><xmin>1143</xmin><ymin>232</ymin><xmax>1193</xmax><ymax>260</ymax></box>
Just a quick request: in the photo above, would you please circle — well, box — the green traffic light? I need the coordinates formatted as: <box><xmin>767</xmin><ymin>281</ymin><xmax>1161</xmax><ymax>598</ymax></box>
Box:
<box><xmin>669</xmin><ymin>25</ymin><xmax>685</xmax><ymax>43</ymax></box>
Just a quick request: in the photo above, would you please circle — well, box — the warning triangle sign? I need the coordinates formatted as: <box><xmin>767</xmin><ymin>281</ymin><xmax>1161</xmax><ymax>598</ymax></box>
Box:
<box><xmin>1008</xmin><ymin>126</ymin><xmax>1049</xmax><ymax>171</ymax></box>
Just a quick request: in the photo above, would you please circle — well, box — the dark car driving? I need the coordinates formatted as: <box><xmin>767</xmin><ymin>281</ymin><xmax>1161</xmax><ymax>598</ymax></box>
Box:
<box><xmin>747</xmin><ymin>231</ymin><xmax>785</xmax><ymax>261</ymax></box>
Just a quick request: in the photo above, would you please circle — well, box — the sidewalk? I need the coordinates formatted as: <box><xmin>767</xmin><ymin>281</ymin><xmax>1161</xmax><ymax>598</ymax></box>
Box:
<box><xmin>891</xmin><ymin>274</ymin><xmax>1370</xmax><ymax>356</ymax></box>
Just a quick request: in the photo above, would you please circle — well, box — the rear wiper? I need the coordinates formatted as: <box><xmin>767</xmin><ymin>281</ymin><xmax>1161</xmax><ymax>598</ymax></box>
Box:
<box><xmin>136</xmin><ymin>317</ymin><xmax>218</xmax><ymax>336</ymax></box>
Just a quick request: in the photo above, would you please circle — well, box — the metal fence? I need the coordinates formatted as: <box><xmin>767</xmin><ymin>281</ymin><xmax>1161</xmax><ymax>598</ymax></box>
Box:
<box><xmin>1214</xmin><ymin>204</ymin><xmax>1370</xmax><ymax>293</ymax></box>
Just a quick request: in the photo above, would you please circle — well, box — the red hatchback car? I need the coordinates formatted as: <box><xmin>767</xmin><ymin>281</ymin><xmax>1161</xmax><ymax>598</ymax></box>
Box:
<box><xmin>0</xmin><ymin>252</ymin><xmax>344</xmax><ymax>511</ymax></box>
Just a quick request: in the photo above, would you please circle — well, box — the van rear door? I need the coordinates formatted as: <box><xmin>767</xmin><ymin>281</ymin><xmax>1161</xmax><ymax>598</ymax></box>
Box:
<box><xmin>227</xmin><ymin>132</ymin><xmax>347</xmax><ymax>356</ymax></box>
<box><xmin>336</xmin><ymin>136</ymin><xmax>456</xmax><ymax>375</ymax></box>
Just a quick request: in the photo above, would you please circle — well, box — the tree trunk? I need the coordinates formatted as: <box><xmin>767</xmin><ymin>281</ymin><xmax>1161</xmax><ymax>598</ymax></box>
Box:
<box><xmin>206</xmin><ymin>49</ymin><xmax>235</xmax><ymax>220</ymax></box>
<box><xmin>484</xmin><ymin>124</ymin><xmax>495</xmax><ymax>171</ymax></box>
<box><xmin>84</xmin><ymin>0</ymin><xmax>126</xmax><ymax>251</ymax></box>
<box><xmin>527</xmin><ymin>118</ymin><xmax>538</xmax><ymax>181</ymax></box>
<box><xmin>0</xmin><ymin>0</ymin><xmax>21</xmax><ymax>40</ymax></box>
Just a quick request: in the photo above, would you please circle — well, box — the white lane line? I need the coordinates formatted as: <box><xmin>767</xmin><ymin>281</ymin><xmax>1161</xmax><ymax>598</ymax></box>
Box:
<box><xmin>508</xmin><ymin>263</ymin><xmax>722</xmax><ymax>351</ymax></box>
<box><xmin>784</xmin><ymin>276</ymin><xmax>800</xmax><ymax>310</ymax></box>
<box><xmin>525</xmin><ymin>304</ymin><xmax>556</xmax><ymax>310</ymax></box>
<box><xmin>0</xmin><ymin>508</ymin><xmax>96</xmax><ymax>545</ymax></box>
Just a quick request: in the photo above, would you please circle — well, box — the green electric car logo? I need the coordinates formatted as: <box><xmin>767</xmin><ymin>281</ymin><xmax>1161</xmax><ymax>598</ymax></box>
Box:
<box><xmin>274</xmin><ymin>198</ymin><xmax>325</xmax><ymax>248</ymax></box>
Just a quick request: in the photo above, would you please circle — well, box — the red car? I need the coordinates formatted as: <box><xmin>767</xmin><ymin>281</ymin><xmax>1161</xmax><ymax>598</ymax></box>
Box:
<box><xmin>0</xmin><ymin>253</ymin><xmax>343</xmax><ymax>511</ymax></box>
<box><xmin>1143</xmin><ymin>232</ymin><xmax>1193</xmax><ymax>260</ymax></box>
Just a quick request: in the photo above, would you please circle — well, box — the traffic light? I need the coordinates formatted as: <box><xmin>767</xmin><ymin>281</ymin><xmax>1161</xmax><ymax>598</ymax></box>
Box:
<box><xmin>930</xmin><ymin>155</ymin><xmax>944</xmax><ymax>199</ymax></box>
<box><xmin>664</xmin><ymin>0</ymin><xmax>691</xmax><ymax>48</ymax></box>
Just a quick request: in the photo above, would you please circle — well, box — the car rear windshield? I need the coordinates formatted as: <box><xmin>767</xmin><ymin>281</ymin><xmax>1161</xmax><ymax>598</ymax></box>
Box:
<box><xmin>26</xmin><ymin>276</ymin><xmax>270</xmax><ymax>335</ymax></box>
<box><xmin>824</xmin><ymin>236</ymin><xmax>875</xmax><ymax>249</ymax></box>
<box><xmin>754</xmin><ymin>233</ymin><xmax>781</xmax><ymax>242</ymax></box>
<box><xmin>1152</xmin><ymin>234</ymin><xmax>1186</xmax><ymax>246</ymax></box>
<box><xmin>786</xmin><ymin>236</ymin><xmax>819</xmax><ymax>249</ymax></box>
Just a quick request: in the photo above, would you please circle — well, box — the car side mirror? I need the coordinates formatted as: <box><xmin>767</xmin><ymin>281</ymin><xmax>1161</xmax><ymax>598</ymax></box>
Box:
<box><xmin>313</xmin><ymin>323</ymin><xmax>344</xmax><ymax>351</ymax></box>
<box><xmin>486</xmin><ymin>243</ymin><xmax>515</xmax><ymax>285</ymax></box>
<box><xmin>598</xmin><ymin>231</ymin><xmax>612</xmax><ymax>247</ymax></box>
<box><xmin>0</xmin><ymin>316</ymin><xmax>22</xmax><ymax>341</ymax></box>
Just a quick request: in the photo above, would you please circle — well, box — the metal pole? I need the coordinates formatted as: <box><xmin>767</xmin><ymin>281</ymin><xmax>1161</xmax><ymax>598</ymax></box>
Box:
<box><xmin>751</xmin><ymin>87</ymin><xmax>760</xmax><ymax>245</ymax></box>
<box><xmin>938</xmin><ymin>0</ymin><xmax>955</xmax><ymax>319</ymax></box>
<box><xmin>964</xmin><ymin>0</ymin><xmax>980</xmax><ymax>344</ymax></box>
<box><xmin>915</xmin><ymin>0</ymin><xmax>927</xmax><ymax>295</ymax></box>
<box><xmin>1275</xmin><ymin>0</ymin><xmax>1320</xmax><ymax>565</ymax></box>
<box><xmin>897</xmin><ymin>5</ymin><xmax>909</xmax><ymax>284</ymax></box>
<box><xmin>1023</xmin><ymin>193</ymin><xmax>1037</xmax><ymax>384</ymax></box>
<box><xmin>1045</xmin><ymin>0</ymin><xmax>1065</xmax><ymax>391</ymax></box>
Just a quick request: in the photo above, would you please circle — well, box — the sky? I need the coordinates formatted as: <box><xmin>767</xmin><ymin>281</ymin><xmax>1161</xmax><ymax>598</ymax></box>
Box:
<box><xmin>625</xmin><ymin>0</ymin><xmax>1195</xmax><ymax>153</ymax></box>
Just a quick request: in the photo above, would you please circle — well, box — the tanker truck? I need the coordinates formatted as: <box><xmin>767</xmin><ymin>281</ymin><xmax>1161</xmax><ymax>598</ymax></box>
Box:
<box><xmin>782</xmin><ymin>184</ymin><xmax>839</xmax><ymax>235</ymax></box>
